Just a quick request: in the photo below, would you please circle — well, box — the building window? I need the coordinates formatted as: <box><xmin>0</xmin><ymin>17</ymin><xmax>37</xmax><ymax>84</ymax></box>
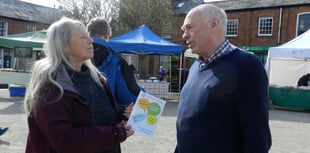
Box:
<box><xmin>297</xmin><ymin>12</ymin><xmax>310</xmax><ymax>36</ymax></box>
<box><xmin>0</xmin><ymin>21</ymin><xmax>8</xmax><ymax>36</ymax></box>
<box><xmin>26</xmin><ymin>25</ymin><xmax>37</xmax><ymax>32</ymax></box>
<box><xmin>226</xmin><ymin>19</ymin><xmax>238</xmax><ymax>37</ymax></box>
<box><xmin>258</xmin><ymin>17</ymin><xmax>273</xmax><ymax>36</ymax></box>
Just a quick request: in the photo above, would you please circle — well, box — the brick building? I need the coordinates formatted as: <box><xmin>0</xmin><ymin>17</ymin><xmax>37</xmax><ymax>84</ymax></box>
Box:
<box><xmin>172</xmin><ymin>0</ymin><xmax>310</xmax><ymax>65</ymax></box>
<box><xmin>0</xmin><ymin>0</ymin><xmax>59</xmax><ymax>70</ymax></box>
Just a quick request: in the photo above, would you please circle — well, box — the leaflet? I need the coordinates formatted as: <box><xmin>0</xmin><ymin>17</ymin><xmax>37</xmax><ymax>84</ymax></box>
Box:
<box><xmin>128</xmin><ymin>91</ymin><xmax>166</xmax><ymax>137</ymax></box>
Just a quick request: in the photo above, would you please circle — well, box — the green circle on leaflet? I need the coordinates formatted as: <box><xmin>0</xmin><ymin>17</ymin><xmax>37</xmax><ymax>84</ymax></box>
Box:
<box><xmin>146</xmin><ymin>115</ymin><xmax>157</xmax><ymax>125</ymax></box>
<box><xmin>147</xmin><ymin>102</ymin><xmax>161</xmax><ymax>116</ymax></box>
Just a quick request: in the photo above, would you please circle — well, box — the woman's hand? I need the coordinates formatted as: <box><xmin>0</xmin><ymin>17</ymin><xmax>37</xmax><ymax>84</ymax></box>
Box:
<box><xmin>121</xmin><ymin>121</ymin><xmax>134</xmax><ymax>138</ymax></box>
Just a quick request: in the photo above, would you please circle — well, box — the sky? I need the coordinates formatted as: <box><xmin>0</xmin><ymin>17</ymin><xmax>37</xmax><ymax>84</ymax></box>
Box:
<box><xmin>19</xmin><ymin>0</ymin><xmax>59</xmax><ymax>8</ymax></box>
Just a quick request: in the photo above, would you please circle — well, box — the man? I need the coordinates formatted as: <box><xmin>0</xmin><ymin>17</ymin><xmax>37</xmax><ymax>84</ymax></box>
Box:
<box><xmin>87</xmin><ymin>17</ymin><xmax>142</xmax><ymax>107</ymax></box>
<box><xmin>174</xmin><ymin>4</ymin><xmax>272</xmax><ymax>153</ymax></box>
<box><xmin>159</xmin><ymin>66</ymin><xmax>166</xmax><ymax>81</ymax></box>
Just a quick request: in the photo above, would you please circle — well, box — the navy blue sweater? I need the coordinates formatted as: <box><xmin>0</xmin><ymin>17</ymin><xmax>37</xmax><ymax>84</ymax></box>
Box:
<box><xmin>175</xmin><ymin>49</ymin><xmax>271</xmax><ymax>153</ymax></box>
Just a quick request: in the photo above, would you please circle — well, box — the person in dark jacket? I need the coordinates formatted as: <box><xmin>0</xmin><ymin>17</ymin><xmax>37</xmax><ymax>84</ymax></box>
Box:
<box><xmin>174</xmin><ymin>4</ymin><xmax>272</xmax><ymax>153</ymax></box>
<box><xmin>24</xmin><ymin>17</ymin><xmax>134</xmax><ymax>153</ymax></box>
<box><xmin>86</xmin><ymin>17</ymin><xmax>142</xmax><ymax>108</ymax></box>
<box><xmin>297</xmin><ymin>73</ymin><xmax>310</xmax><ymax>86</ymax></box>
<box><xmin>159</xmin><ymin>66</ymin><xmax>166</xmax><ymax>81</ymax></box>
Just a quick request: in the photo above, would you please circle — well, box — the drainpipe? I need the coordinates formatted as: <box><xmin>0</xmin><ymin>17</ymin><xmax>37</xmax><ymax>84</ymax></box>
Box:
<box><xmin>277</xmin><ymin>7</ymin><xmax>283</xmax><ymax>45</ymax></box>
<box><xmin>1</xmin><ymin>49</ymin><xmax>3</xmax><ymax>69</ymax></box>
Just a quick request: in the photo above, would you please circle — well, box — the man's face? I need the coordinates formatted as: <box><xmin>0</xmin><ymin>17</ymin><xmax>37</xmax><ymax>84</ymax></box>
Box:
<box><xmin>181</xmin><ymin>11</ymin><xmax>213</xmax><ymax>57</ymax></box>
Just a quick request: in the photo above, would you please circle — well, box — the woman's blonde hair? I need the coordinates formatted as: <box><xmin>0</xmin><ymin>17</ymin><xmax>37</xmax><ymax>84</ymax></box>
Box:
<box><xmin>24</xmin><ymin>17</ymin><xmax>104</xmax><ymax>115</ymax></box>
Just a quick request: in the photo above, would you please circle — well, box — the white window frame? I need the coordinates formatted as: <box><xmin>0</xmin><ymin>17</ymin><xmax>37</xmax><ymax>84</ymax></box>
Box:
<box><xmin>258</xmin><ymin>17</ymin><xmax>273</xmax><ymax>36</ymax></box>
<box><xmin>0</xmin><ymin>21</ymin><xmax>8</xmax><ymax>36</ymax></box>
<box><xmin>296</xmin><ymin>12</ymin><xmax>310</xmax><ymax>36</ymax></box>
<box><xmin>27</xmin><ymin>25</ymin><xmax>37</xmax><ymax>32</ymax></box>
<box><xmin>226</xmin><ymin>19</ymin><xmax>239</xmax><ymax>37</ymax></box>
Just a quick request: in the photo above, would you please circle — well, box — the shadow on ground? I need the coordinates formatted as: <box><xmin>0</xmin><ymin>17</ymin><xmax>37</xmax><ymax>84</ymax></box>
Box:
<box><xmin>162</xmin><ymin>102</ymin><xmax>178</xmax><ymax>117</ymax></box>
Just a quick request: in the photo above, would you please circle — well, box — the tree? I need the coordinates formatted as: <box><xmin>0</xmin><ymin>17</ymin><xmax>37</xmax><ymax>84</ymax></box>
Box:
<box><xmin>112</xmin><ymin>0</ymin><xmax>173</xmax><ymax>36</ymax></box>
<box><xmin>111</xmin><ymin>0</ymin><xmax>174</xmax><ymax>79</ymax></box>
<box><xmin>56</xmin><ymin>0</ymin><xmax>173</xmax><ymax>37</ymax></box>
<box><xmin>56</xmin><ymin>0</ymin><xmax>120</xmax><ymax>25</ymax></box>
<box><xmin>56</xmin><ymin>0</ymin><xmax>174</xmax><ymax>79</ymax></box>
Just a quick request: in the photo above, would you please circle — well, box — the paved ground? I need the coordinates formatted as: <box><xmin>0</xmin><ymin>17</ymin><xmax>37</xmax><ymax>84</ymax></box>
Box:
<box><xmin>1</xmin><ymin>89</ymin><xmax>310</xmax><ymax>153</ymax></box>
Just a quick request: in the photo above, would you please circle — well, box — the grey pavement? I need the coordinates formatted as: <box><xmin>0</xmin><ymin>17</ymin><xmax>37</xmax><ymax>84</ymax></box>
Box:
<box><xmin>1</xmin><ymin>89</ymin><xmax>310</xmax><ymax>153</ymax></box>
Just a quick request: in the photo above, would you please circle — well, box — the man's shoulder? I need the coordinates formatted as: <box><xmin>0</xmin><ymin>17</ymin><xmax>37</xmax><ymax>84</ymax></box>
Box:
<box><xmin>221</xmin><ymin>48</ymin><xmax>264</xmax><ymax>73</ymax></box>
<box><xmin>111</xmin><ymin>51</ymin><xmax>130</xmax><ymax>63</ymax></box>
<box><xmin>228</xmin><ymin>48</ymin><xmax>260</xmax><ymax>62</ymax></box>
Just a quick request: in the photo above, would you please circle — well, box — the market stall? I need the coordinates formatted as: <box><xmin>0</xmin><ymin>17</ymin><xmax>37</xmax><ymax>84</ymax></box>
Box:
<box><xmin>0</xmin><ymin>31</ymin><xmax>45</xmax><ymax>96</ymax></box>
<box><xmin>109</xmin><ymin>25</ymin><xmax>183</xmax><ymax>98</ymax></box>
<box><xmin>266</xmin><ymin>29</ymin><xmax>310</xmax><ymax>110</ymax></box>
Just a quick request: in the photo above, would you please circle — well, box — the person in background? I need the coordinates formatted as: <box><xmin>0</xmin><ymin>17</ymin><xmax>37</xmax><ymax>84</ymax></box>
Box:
<box><xmin>0</xmin><ymin>127</ymin><xmax>8</xmax><ymax>136</ymax></box>
<box><xmin>87</xmin><ymin>17</ymin><xmax>142</xmax><ymax>108</ymax></box>
<box><xmin>297</xmin><ymin>73</ymin><xmax>310</xmax><ymax>86</ymax></box>
<box><xmin>174</xmin><ymin>4</ymin><xmax>271</xmax><ymax>153</ymax></box>
<box><xmin>24</xmin><ymin>17</ymin><xmax>134</xmax><ymax>153</ymax></box>
<box><xmin>159</xmin><ymin>66</ymin><xmax>166</xmax><ymax>81</ymax></box>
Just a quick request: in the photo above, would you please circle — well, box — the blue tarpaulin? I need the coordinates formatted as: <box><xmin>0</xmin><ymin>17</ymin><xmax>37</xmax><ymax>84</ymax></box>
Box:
<box><xmin>109</xmin><ymin>25</ymin><xmax>183</xmax><ymax>55</ymax></box>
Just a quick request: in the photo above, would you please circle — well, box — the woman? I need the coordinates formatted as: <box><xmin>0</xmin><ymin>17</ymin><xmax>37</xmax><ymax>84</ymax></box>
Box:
<box><xmin>24</xmin><ymin>17</ymin><xmax>134</xmax><ymax>153</ymax></box>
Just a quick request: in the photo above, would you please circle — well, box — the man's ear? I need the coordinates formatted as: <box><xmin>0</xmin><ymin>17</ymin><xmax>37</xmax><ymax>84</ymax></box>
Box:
<box><xmin>212</xmin><ymin>17</ymin><xmax>220</xmax><ymax>29</ymax></box>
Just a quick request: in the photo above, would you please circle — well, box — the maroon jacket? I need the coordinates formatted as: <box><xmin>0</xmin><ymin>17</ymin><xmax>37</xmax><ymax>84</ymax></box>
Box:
<box><xmin>25</xmin><ymin>66</ymin><xmax>127</xmax><ymax>153</ymax></box>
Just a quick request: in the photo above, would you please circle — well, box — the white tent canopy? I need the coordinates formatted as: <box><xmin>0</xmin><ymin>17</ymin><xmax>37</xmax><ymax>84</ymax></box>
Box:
<box><xmin>266</xmin><ymin>29</ymin><xmax>310</xmax><ymax>86</ymax></box>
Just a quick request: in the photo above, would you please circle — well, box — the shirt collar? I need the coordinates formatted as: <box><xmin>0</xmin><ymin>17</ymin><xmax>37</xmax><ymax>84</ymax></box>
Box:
<box><xmin>198</xmin><ymin>40</ymin><xmax>236</xmax><ymax>71</ymax></box>
<box><xmin>92</xmin><ymin>37</ymin><xmax>109</xmax><ymax>48</ymax></box>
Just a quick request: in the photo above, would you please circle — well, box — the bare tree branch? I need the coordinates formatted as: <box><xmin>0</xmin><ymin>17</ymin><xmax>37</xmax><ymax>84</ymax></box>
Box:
<box><xmin>56</xmin><ymin>0</ymin><xmax>119</xmax><ymax>25</ymax></box>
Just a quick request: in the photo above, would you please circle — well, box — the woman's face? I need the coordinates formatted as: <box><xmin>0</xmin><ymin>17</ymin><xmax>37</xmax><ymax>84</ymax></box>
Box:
<box><xmin>66</xmin><ymin>26</ymin><xmax>94</xmax><ymax>67</ymax></box>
